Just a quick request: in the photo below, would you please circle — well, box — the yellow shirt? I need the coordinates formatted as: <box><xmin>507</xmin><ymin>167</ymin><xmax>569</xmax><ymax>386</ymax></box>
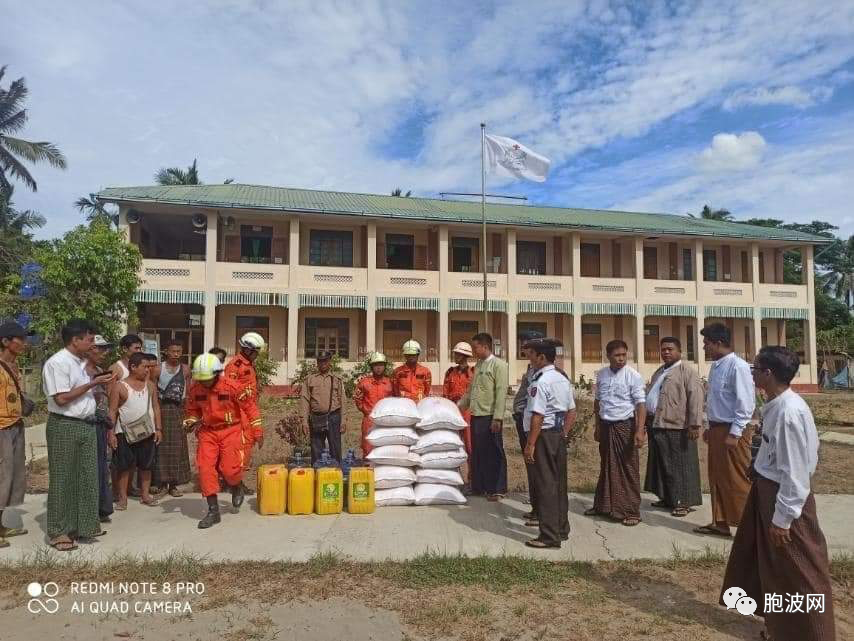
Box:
<box><xmin>0</xmin><ymin>361</ymin><xmax>23</xmax><ymax>429</ymax></box>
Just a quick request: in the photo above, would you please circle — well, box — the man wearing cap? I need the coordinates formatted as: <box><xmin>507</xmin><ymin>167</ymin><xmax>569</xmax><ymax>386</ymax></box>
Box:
<box><xmin>392</xmin><ymin>340</ymin><xmax>432</xmax><ymax>402</ymax></box>
<box><xmin>300</xmin><ymin>351</ymin><xmax>346</xmax><ymax>464</ymax></box>
<box><xmin>184</xmin><ymin>353</ymin><xmax>262</xmax><ymax>528</ymax></box>
<box><xmin>353</xmin><ymin>352</ymin><xmax>393</xmax><ymax>455</ymax></box>
<box><xmin>443</xmin><ymin>342</ymin><xmax>473</xmax><ymax>455</ymax></box>
<box><xmin>0</xmin><ymin>321</ymin><xmax>31</xmax><ymax>547</ymax></box>
<box><xmin>84</xmin><ymin>335</ymin><xmax>118</xmax><ymax>523</ymax></box>
<box><xmin>225</xmin><ymin>332</ymin><xmax>266</xmax><ymax>483</ymax></box>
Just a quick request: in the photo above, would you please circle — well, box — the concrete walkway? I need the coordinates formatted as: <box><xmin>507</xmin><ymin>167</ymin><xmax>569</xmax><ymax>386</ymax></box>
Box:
<box><xmin>2</xmin><ymin>492</ymin><xmax>853</xmax><ymax>563</ymax></box>
<box><xmin>820</xmin><ymin>430</ymin><xmax>854</xmax><ymax>446</ymax></box>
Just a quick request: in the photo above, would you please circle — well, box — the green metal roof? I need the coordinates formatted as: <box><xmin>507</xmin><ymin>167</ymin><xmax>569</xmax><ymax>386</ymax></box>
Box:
<box><xmin>97</xmin><ymin>184</ymin><xmax>829</xmax><ymax>243</ymax></box>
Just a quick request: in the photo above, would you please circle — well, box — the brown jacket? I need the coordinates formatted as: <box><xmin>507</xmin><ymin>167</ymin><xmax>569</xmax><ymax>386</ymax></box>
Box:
<box><xmin>647</xmin><ymin>362</ymin><xmax>704</xmax><ymax>430</ymax></box>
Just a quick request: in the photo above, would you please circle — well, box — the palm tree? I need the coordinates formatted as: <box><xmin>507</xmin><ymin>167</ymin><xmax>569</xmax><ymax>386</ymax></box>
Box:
<box><xmin>391</xmin><ymin>188</ymin><xmax>411</xmax><ymax>197</ymax></box>
<box><xmin>698</xmin><ymin>204</ymin><xmax>734</xmax><ymax>221</ymax></box>
<box><xmin>821</xmin><ymin>235</ymin><xmax>854</xmax><ymax>309</ymax></box>
<box><xmin>75</xmin><ymin>193</ymin><xmax>117</xmax><ymax>225</ymax></box>
<box><xmin>0</xmin><ymin>66</ymin><xmax>67</xmax><ymax>193</ymax></box>
<box><xmin>0</xmin><ymin>184</ymin><xmax>45</xmax><ymax>232</ymax></box>
<box><xmin>155</xmin><ymin>158</ymin><xmax>201</xmax><ymax>185</ymax></box>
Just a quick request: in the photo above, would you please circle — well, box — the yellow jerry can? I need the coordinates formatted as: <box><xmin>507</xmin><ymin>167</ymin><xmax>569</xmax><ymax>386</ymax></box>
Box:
<box><xmin>315</xmin><ymin>467</ymin><xmax>344</xmax><ymax>515</ymax></box>
<box><xmin>347</xmin><ymin>467</ymin><xmax>375</xmax><ymax>514</ymax></box>
<box><xmin>256</xmin><ymin>464</ymin><xmax>287</xmax><ymax>515</ymax></box>
<box><xmin>287</xmin><ymin>467</ymin><xmax>315</xmax><ymax>515</ymax></box>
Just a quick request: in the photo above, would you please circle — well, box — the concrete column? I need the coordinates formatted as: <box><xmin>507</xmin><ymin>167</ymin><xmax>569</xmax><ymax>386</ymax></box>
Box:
<box><xmin>367</xmin><ymin>223</ymin><xmax>377</xmax><ymax>282</ymax></box>
<box><xmin>439</xmin><ymin>225</ymin><xmax>449</xmax><ymax>291</ymax></box>
<box><xmin>365</xmin><ymin>299</ymin><xmax>376</xmax><ymax>354</ymax></box>
<box><xmin>288</xmin><ymin>217</ymin><xmax>300</xmax><ymax>275</ymax></box>
<box><xmin>750</xmin><ymin>242</ymin><xmax>760</xmax><ymax>290</ymax></box>
<box><xmin>507</xmin><ymin>305</ymin><xmax>518</xmax><ymax>381</ymax></box>
<box><xmin>572</xmin><ymin>311</ymin><xmax>582</xmax><ymax>381</ymax></box>
<box><xmin>287</xmin><ymin>306</ymin><xmax>299</xmax><ymax>379</ymax></box>
<box><xmin>203</xmin><ymin>211</ymin><xmax>218</xmax><ymax>350</ymax></box>
<box><xmin>571</xmin><ymin>232</ymin><xmax>581</xmax><ymax>279</ymax></box>
<box><xmin>634</xmin><ymin>311</ymin><xmax>645</xmax><ymax>367</ymax></box>
<box><xmin>439</xmin><ymin>298</ymin><xmax>450</xmax><ymax>375</ymax></box>
<box><xmin>777</xmin><ymin>319</ymin><xmax>786</xmax><ymax>345</ymax></box>
<box><xmin>694</xmin><ymin>239</ymin><xmax>703</xmax><ymax>288</ymax></box>
<box><xmin>365</xmin><ymin>223</ymin><xmax>377</xmax><ymax>355</ymax></box>
<box><xmin>752</xmin><ymin>313</ymin><xmax>762</xmax><ymax>360</ymax></box>
<box><xmin>804</xmin><ymin>245</ymin><xmax>817</xmax><ymax>382</ymax></box>
<box><xmin>634</xmin><ymin>236</ymin><xmax>644</xmax><ymax>284</ymax></box>
<box><xmin>694</xmin><ymin>309</ymin><xmax>705</xmax><ymax>375</ymax></box>
<box><xmin>507</xmin><ymin>229</ymin><xmax>517</xmax><ymax>276</ymax></box>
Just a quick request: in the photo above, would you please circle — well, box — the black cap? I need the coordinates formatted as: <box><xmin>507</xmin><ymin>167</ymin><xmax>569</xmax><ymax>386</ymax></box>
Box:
<box><xmin>0</xmin><ymin>321</ymin><xmax>28</xmax><ymax>340</ymax></box>
<box><xmin>316</xmin><ymin>351</ymin><xmax>333</xmax><ymax>361</ymax></box>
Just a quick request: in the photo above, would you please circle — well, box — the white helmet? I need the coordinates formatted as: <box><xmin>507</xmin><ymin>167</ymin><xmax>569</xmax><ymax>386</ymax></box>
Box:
<box><xmin>452</xmin><ymin>341</ymin><xmax>473</xmax><ymax>357</ymax></box>
<box><xmin>192</xmin><ymin>353</ymin><xmax>224</xmax><ymax>381</ymax></box>
<box><xmin>368</xmin><ymin>351</ymin><xmax>388</xmax><ymax>365</ymax></box>
<box><xmin>402</xmin><ymin>339</ymin><xmax>422</xmax><ymax>356</ymax></box>
<box><xmin>239</xmin><ymin>332</ymin><xmax>266</xmax><ymax>350</ymax></box>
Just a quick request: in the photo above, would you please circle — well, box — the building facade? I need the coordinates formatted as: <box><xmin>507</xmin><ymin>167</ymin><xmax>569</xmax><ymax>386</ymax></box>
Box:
<box><xmin>97</xmin><ymin>184</ymin><xmax>825</xmax><ymax>388</ymax></box>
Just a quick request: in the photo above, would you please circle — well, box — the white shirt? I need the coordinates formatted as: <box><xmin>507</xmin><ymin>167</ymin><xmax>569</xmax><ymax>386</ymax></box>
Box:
<box><xmin>754</xmin><ymin>389</ymin><xmax>819</xmax><ymax>529</ymax></box>
<box><xmin>43</xmin><ymin>348</ymin><xmax>96</xmax><ymax>419</ymax></box>
<box><xmin>595</xmin><ymin>365</ymin><xmax>645</xmax><ymax>422</ymax></box>
<box><xmin>116</xmin><ymin>381</ymin><xmax>154</xmax><ymax>435</ymax></box>
<box><xmin>523</xmin><ymin>364</ymin><xmax>575</xmax><ymax>432</ymax></box>
<box><xmin>707</xmin><ymin>352</ymin><xmax>756</xmax><ymax>437</ymax></box>
<box><xmin>646</xmin><ymin>361</ymin><xmax>680</xmax><ymax>416</ymax></box>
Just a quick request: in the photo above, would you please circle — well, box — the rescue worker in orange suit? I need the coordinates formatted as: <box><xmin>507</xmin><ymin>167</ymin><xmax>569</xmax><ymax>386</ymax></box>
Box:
<box><xmin>392</xmin><ymin>340</ymin><xmax>432</xmax><ymax>401</ymax></box>
<box><xmin>184</xmin><ymin>354</ymin><xmax>262</xmax><ymax>529</ymax></box>
<box><xmin>443</xmin><ymin>342</ymin><xmax>474</xmax><ymax>455</ymax></box>
<box><xmin>353</xmin><ymin>352</ymin><xmax>393</xmax><ymax>456</ymax></box>
<box><xmin>224</xmin><ymin>332</ymin><xmax>266</xmax><ymax>494</ymax></box>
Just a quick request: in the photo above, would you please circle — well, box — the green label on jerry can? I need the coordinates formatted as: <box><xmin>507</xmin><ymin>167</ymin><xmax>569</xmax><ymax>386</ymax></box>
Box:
<box><xmin>353</xmin><ymin>483</ymin><xmax>369</xmax><ymax>500</ymax></box>
<box><xmin>322</xmin><ymin>482</ymin><xmax>340</xmax><ymax>501</ymax></box>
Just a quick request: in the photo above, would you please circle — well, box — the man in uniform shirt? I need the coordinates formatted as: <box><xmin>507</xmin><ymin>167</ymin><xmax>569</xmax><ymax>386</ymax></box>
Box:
<box><xmin>644</xmin><ymin>337</ymin><xmax>704</xmax><ymax>517</ymax></box>
<box><xmin>225</xmin><ymin>332</ymin><xmax>266</xmax><ymax>482</ymax></box>
<box><xmin>695</xmin><ymin>323</ymin><xmax>756</xmax><ymax>538</ymax></box>
<box><xmin>184</xmin><ymin>353</ymin><xmax>262</xmax><ymax>529</ymax></box>
<box><xmin>721</xmin><ymin>346</ymin><xmax>835</xmax><ymax>641</ymax></box>
<box><xmin>392</xmin><ymin>340</ymin><xmax>432</xmax><ymax>401</ymax></box>
<box><xmin>443</xmin><ymin>342</ymin><xmax>473</xmax><ymax>455</ymax></box>
<box><xmin>300</xmin><ymin>351</ymin><xmax>346</xmax><ymax>463</ymax></box>
<box><xmin>459</xmin><ymin>332</ymin><xmax>509</xmax><ymax>501</ymax></box>
<box><xmin>353</xmin><ymin>352</ymin><xmax>393</xmax><ymax>455</ymax></box>
<box><xmin>587</xmin><ymin>339</ymin><xmax>646</xmax><ymax>526</ymax></box>
<box><xmin>523</xmin><ymin>339</ymin><xmax>575</xmax><ymax>548</ymax></box>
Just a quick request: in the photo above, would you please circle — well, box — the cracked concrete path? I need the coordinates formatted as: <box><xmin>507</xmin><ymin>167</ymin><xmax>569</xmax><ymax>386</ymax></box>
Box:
<box><xmin>2</xmin><ymin>492</ymin><xmax>853</xmax><ymax>562</ymax></box>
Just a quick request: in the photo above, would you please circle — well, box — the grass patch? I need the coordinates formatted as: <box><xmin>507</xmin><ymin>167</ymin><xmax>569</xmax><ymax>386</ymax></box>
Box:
<box><xmin>369</xmin><ymin>552</ymin><xmax>593</xmax><ymax>591</ymax></box>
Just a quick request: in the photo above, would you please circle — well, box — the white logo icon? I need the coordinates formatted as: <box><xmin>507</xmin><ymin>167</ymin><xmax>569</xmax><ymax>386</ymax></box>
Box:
<box><xmin>736</xmin><ymin>596</ymin><xmax>758</xmax><ymax>616</ymax></box>
<box><xmin>27</xmin><ymin>582</ymin><xmax>60</xmax><ymax>614</ymax></box>
<box><xmin>722</xmin><ymin>586</ymin><xmax>747</xmax><ymax>609</ymax></box>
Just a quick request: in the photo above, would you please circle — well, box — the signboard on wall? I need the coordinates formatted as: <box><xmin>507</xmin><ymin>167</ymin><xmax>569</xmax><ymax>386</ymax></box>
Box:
<box><xmin>140</xmin><ymin>332</ymin><xmax>160</xmax><ymax>358</ymax></box>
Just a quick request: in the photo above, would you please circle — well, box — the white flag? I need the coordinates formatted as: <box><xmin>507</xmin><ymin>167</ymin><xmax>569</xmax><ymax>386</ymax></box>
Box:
<box><xmin>484</xmin><ymin>134</ymin><xmax>550</xmax><ymax>183</ymax></box>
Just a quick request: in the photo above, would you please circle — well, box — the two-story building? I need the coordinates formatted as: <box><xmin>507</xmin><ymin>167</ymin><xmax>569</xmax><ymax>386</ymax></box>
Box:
<box><xmin>96</xmin><ymin>184</ymin><xmax>827</xmax><ymax>389</ymax></box>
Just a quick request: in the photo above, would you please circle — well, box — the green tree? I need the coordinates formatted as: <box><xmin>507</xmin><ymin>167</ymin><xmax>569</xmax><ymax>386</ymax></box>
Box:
<box><xmin>391</xmin><ymin>188</ymin><xmax>412</xmax><ymax>197</ymax></box>
<box><xmin>698</xmin><ymin>205</ymin><xmax>734</xmax><ymax>221</ymax></box>
<box><xmin>0</xmin><ymin>66</ymin><xmax>67</xmax><ymax>193</ymax></box>
<box><xmin>0</xmin><ymin>185</ymin><xmax>43</xmax><ymax>307</ymax></box>
<box><xmin>32</xmin><ymin>222</ymin><xmax>142</xmax><ymax>352</ymax></box>
<box><xmin>820</xmin><ymin>235</ymin><xmax>854</xmax><ymax>309</ymax></box>
<box><xmin>75</xmin><ymin>192</ymin><xmax>117</xmax><ymax>226</ymax></box>
<box><xmin>155</xmin><ymin>158</ymin><xmax>201</xmax><ymax>185</ymax></box>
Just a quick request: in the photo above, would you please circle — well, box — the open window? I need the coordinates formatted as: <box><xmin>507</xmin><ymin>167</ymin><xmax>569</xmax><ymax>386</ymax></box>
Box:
<box><xmin>240</xmin><ymin>225</ymin><xmax>272</xmax><ymax>263</ymax></box>
<box><xmin>309</xmin><ymin>230</ymin><xmax>353</xmax><ymax>267</ymax></box>
<box><xmin>385</xmin><ymin>234</ymin><xmax>415</xmax><ymax>270</ymax></box>
<box><xmin>517</xmin><ymin>241</ymin><xmax>546</xmax><ymax>275</ymax></box>
<box><xmin>451</xmin><ymin>237</ymin><xmax>479</xmax><ymax>272</ymax></box>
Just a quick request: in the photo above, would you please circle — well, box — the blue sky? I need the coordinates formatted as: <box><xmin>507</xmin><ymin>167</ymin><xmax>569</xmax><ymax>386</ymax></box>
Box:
<box><xmin>3</xmin><ymin>0</ymin><xmax>854</xmax><ymax>239</ymax></box>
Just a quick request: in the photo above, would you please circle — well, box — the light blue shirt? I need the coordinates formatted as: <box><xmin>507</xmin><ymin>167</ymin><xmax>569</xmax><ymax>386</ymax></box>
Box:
<box><xmin>523</xmin><ymin>364</ymin><xmax>575</xmax><ymax>432</ymax></box>
<box><xmin>707</xmin><ymin>352</ymin><xmax>756</xmax><ymax>437</ymax></box>
<box><xmin>595</xmin><ymin>365</ymin><xmax>645</xmax><ymax>422</ymax></box>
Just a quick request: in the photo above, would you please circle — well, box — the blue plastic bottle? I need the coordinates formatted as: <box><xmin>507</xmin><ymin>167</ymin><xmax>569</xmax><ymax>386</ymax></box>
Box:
<box><xmin>342</xmin><ymin>449</ymin><xmax>356</xmax><ymax>479</ymax></box>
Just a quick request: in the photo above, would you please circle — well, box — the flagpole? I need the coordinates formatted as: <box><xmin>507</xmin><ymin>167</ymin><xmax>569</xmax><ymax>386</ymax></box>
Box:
<box><xmin>480</xmin><ymin>123</ymin><xmax>488</xmax><ymax>332</ymax></box>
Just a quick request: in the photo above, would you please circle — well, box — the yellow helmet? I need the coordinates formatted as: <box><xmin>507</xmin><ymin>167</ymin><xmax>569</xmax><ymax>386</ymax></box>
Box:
<box><xmin>402</xmin><ymin>339</ymin><xmax>421</xmax><ymax>356</ymax></box>
<box><xmin>192</xmin><ymin>353</ymin><xmax>224</xmax><ymax>381</ymax></box>
<box><xmin>239</xmin><ymin>332</ymin><xmax>266</xmax><ymax>350</ymax></box>
<box><xmin>368</xmin><ymin>351</ymin><xmax>387</xmax><ymax>365</ymax></box>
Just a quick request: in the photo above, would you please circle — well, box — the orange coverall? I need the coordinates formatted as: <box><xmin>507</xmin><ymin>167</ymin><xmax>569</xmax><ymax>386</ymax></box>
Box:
<box><xmin>353</xmin><ymin>374</ymin><xmax>394</xmax><ymax>455</ymax></box>
<box><xmin>392</xmin><ymin>363</ymin><xmax>432</xmax><ymax>402</ymax></box>
<box><xmin>443</xmin><ymin>365</ymin><xmax>473</xmax><ymax>454</ymax></box>
<box><xmin>185</xmin><ymin>376</ymin><xmax>262</xmax><ymax>497</ymax></box>
<box><xmin>224</xmin><ymin>353</ymin><xmax>261</xmax><ymax>468</ymax></box>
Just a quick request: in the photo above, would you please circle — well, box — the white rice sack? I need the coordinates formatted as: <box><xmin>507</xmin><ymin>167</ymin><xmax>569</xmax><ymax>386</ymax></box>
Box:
<box><xmin>370</xmin><ymin>397</ymin><xmax>420</xmax><ymax>427</ymax></box>
<box><xmin>375</xmin><ymin>486</ymin><xmax>415</xmax><ymax>506</ymax></box>
<box><xmin>414</xmin><ymin>483</ymin><xmax>467</xmax><ymax>506</ymax></box>
<box><xmin>366</xmin><ymin>426</ymin><xmax>418</xmax><ymax>447</ymax></box>
<box><xmin>411</xmin><ymin>429</ymin><xmax>464</xmax><ymax>454</ymax></box>
<box><xmin>416</xmin><ymin>397</ymin><xmax>467</xmax><ymax>430</ymax></box>
<box><xmin>374</xmin><ymin>465</ymin><xmax>417</xmax><ymax>489</ymax></box>
<box><xmin>415</xmin><ymin>468</ymin><xmax>464</xmax><ymax>486</ymax></box>
<box><xmin>418</xmin><ymin>447</ymin><xmax>468</xmax><ymax>469</ymax></box>
<box><xmin>366</xmin><ymin>445</ymin><xmax>422</xmax><ymax>467</ymax></box>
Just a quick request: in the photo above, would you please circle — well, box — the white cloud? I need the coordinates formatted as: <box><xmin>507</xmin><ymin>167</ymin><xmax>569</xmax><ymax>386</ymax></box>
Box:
<box><xmin>723</xmin><ymin>85</ymin><xmax>833</xmax><ymax>110</ymax></box>
<box><xmin>698</xmin><ymin>132</ymin><xmax>767</xmax><ymax>173</ymax></box>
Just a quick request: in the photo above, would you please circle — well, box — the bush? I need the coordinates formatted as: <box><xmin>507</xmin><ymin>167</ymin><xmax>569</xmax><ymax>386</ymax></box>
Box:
<box><xmin>291</xmin><ymin>354</ymin><xmax>389</xmax><ymax>398</ymax></box>
<box><xmin>253</xmin><ymin>348</ymin><xmax>279</xmax><ymax>389</ymax></box>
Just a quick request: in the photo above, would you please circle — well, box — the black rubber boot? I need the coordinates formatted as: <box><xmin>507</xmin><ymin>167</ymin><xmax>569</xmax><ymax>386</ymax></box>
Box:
<box><xmin>231</xmin><ymin>483</ymin><xmax>245</xmax><ymax>511</ymax></box>
<box><xmin>241</xmin><ymin>481</ymin><xmax>255</xmax><ymax>496</ymax></box>
<box><xmin>198</xmin><ymin>496</ymin><xmax>221</xmax><ymax>529</ymax></box>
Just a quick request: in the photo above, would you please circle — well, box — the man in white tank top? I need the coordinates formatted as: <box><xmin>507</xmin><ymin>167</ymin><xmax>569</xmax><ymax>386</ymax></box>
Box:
<box><xmin>109</xmin><ymin>334</ymin><xmax>143</xmax><ymax>497</ymax></box>
<box><xmin>108</xmin><ymin>352</ymin><xmax>162</xmax><ymax>509</ymax></box>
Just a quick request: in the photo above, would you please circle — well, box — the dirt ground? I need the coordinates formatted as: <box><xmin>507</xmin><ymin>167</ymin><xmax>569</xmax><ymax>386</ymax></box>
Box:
<box><xmin>1</xmin><ymin>554</ymin><xmax>851</xmax><ymax>640</ymax></box>
<box><xmin>26</xmin><ymin>391</ymin><xmax>854</xmax><ymax>495</ymax></box>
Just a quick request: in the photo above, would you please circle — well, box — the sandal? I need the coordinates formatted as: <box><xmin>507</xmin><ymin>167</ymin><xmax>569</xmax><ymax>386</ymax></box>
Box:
<box><xmin>622</xmin><ymin>517</ymin><xmax>641</xmax><ymax>527</ymax></box>
<box><xmin>693</xmin><ymin>525</ymin><xmax>731</xmax><ymax>537</ymax></box>
<box><xmin>671</xmin><ymin>507</ymin><xmax>691</xmax><ymax>518</ymax></box>
<box><xmin>487</xmin><ymin>494</ymin><xmax>504</xmax><ymax>502</ymax></box>
<box><xmin>583</xmin><ymin>507</ymin><xmax>600</xmax><ymax>516</ymax></box>
<box><xmin>525</xmin><ymin>538</ymin><xmax>560</xmax><ymax>549</ymax></box>
<box><xmin>140</xmin><ymin>497</ymin><xmax>160</xmax><ymax>507</ymax></box>
<box><xmin>0</xmin><ymin>526</ymin><xmax>28</xmax><ymax>537</ymax></box>
<box><xmin>51</xmin><ymin>539</ymin><xmax>78</xmax><ymax>552</ymax></box>
<box><xmin>168</xmin><ymin>487</ymin><xmax>183</xmax><ymax>498</ymax></box>
<box><xmin>114</xmin><ymin>501</ymin><xmax>128</xmax><ymax>511</ymax></box>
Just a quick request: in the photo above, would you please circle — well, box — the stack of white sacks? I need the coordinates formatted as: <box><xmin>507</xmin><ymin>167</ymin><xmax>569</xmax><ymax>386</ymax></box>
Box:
<box><xmin>366</xmin><ymin>396</ymin><xmax>468</xmax><ymax>506</ymax></box>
